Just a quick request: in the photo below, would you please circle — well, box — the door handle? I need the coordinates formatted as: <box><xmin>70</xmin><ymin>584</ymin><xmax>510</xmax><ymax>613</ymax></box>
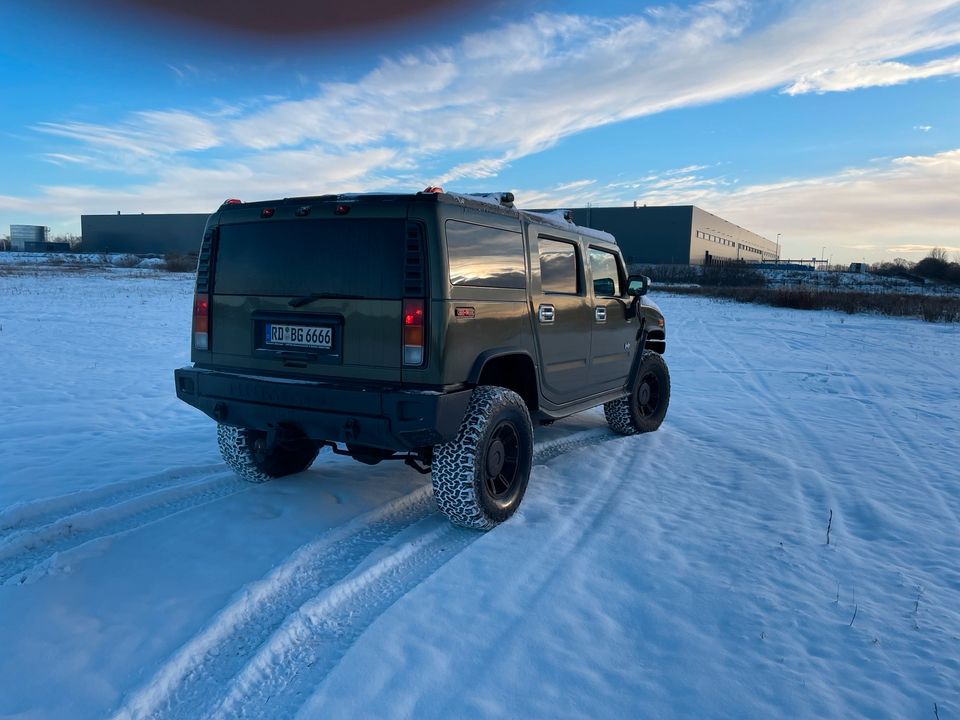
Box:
<box><xmin>595</xmin><ymin>306</ymin><xmax>607</xmax><ymax>322</ymax></box>
<box><xmin>538</xmin><ymin>304</ymin><xmax>555</xmax><ymax>323</ymax></box>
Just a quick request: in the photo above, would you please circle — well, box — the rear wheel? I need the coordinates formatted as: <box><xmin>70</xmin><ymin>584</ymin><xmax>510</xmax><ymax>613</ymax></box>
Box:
<box><xmin>217</xmin><ymin>424</ymin><xmax>321</xmax><ymax>483</ymax></box>
<box><xmin>604</xmin><ymin>351</ymin><xmax>671</xmax><ymax>435</ymax></box>
<box><xmin>432</xmin><ymin>386</ymin><xmax>534</xmax><ymax>530</ymax></box>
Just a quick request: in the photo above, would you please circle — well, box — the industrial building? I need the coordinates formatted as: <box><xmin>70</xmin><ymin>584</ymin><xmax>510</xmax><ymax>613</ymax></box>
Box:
<box><xmin>80</xmin><ymin>213</ymin><xmax>208</xmax><ymax>254</ymax></box>
<box><xmin>10</xmin><ymin>224</ymin><xmax>50</xmax><ymax>251</ymax></box>
<box><xmin>553</xmin><ymin>205</ymin><xmax>777</xmax><ymax>266</ymax></box>
<box><xmin>77</xmin><ymin>204</ymin><xmax>775</xmax><ymax>266</ymax></box>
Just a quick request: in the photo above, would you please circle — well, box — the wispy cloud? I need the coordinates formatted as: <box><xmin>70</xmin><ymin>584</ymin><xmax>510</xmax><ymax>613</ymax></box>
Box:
<box><xmin>10</xmin><ymin>0</ymin><xmax>960</xmax><ymax>258</ymax></box>
<box><xmin>36</xmin><ymin>110</ymin><xmax>220</xmax><ymax>157</ymax></box>
<box><xmin>784</xmin><ymin>55</ymin><xmax>960</xmax><ymax>95</ymax></box>
<box><xmin>32</xmin><ymin>0</ymin><xmax>960</xmax><ymax>185</ymax></box>
<box><xmin>629</xmin><ymin>149</ymin><xmax>960</xmax><ymax>261</ymax></box>
<box><xmin>888</xmin><ymin>243</ymin><xmax>960</xmax><ymax>254</ymax></box>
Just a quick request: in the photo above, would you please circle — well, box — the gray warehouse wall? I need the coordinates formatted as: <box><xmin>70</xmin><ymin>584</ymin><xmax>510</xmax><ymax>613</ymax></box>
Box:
<box><xmin>80</xmin><ymin>214</ymin><xmax>209</xmax><ymax>254</ymax></box>
<box><xmin>690</xmin><ymin>207</ymin><xmax>777</xmax><ymax>265</ymax></box>
<box><xmin>559</xmin><ymin>207</ymin><xmax>695</xmax><ymax>264</ymax></box>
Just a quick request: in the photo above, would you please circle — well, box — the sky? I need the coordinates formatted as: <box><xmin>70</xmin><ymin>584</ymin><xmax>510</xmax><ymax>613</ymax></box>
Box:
<box><xmin>1</xmin><ymin>0</ymin><xmax>959</xmax><ymax>264</ymax></box>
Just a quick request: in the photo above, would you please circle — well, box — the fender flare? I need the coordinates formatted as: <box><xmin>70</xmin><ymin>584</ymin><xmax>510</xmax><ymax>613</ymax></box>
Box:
<box><xmin>466</xmin><ymin>348</ymin><xmax>539</xmax><ymax>385</ymax></box>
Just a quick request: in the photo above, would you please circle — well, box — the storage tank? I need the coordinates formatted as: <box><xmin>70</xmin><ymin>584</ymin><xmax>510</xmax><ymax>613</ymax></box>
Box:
<box><xmin>10</xmin><ymin>225</ymin><xmax>50</xmax><ymax>251</ymax></box>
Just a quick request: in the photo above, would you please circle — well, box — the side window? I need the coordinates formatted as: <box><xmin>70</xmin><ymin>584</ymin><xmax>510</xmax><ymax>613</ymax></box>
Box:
<box><xmin>445</xmin><ymin>220</ymin><xmax>526</xmax><ymax>289</ymax></box>
<box><xmin>588</xmin><ymin>247</ymin><xmax>622</xmax><ymax>297</ymax></box>
<box><xmin>538</xmin><ymin>237</ymin><xmax>579</xmax><ymax>294</ymax></box>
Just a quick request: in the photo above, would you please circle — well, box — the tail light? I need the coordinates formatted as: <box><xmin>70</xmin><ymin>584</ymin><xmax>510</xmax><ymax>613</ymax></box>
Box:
<box><xmin>193</xmin><ymin>292</ymin><xmax>209</xmax><ymax>350</ymax></box>
<box><xmin>402</xmin><ymin>299</ymin><xmax>425</xmax><ymax>366</ymax></box>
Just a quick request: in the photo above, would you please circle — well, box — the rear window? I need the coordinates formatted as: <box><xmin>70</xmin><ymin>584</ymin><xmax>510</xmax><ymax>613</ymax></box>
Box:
<box><xmin>214</xmin><ymin>219</ymin><xmax>406</xmax><ymax>298</ymax></box>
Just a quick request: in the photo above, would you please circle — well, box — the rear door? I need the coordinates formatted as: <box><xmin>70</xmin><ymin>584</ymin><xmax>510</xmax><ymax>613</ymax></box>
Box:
<box><xmin>208</xmin><ymin>212</ymin><xmax>417</xmax><ymax>383</ymax></box>
<box><xmin>530</xmin><ymin>233</ymin><xmax>592</xmax><ymax>404</ymax></box>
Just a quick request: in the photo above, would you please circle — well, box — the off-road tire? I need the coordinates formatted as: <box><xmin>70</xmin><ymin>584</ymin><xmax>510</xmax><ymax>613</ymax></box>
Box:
<box><xmin>217</xmin><ymin>424</ymin><xmax>321</xmax><ymax>483</ymax></box>
<box><xmin>432</xmin><ymin>386</ymin><xmax>534</xmax><ymax>530</ymax></box>
<box><xmin>604</xmin><ymin>351</ymin><xmax>670</xmax><ymax>435</ymax></box>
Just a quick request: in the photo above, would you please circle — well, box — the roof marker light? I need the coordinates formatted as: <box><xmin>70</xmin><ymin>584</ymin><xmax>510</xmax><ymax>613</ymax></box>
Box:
<box><xmin>223</xmin><ymin>198</ymin><xmax>243</xmax><ymax>205</ymax></box>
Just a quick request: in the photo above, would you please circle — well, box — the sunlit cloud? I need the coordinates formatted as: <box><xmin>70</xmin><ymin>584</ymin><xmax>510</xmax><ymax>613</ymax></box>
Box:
<box><xmin>784</xmin><ymin>55</ymin><xmax>960</xmax><ymax>95</ymax></box>
<box><xmin>8</xmin><ymin>0</ymin><xmax>960</xmax><ymax>260</ymax></box>
<box><xmin>32</xmin><ymin>0</ymin><xmax>960</xmax><ymax>181</ymax></box>
<box><xmin>628</xmin><ymin>149</ymin><xmax>960</xmax><ymax>262</ymax></box>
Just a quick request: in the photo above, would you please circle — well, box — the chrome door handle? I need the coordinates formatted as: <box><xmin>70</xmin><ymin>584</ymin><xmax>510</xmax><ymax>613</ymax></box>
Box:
<box><xmin>595</xmin><ymin>306</ymin><xmax>607</xmax><ymax>322</ymax></box>
<box><xmin>538</xmin><ymin>304</ymin><xmax>555</xmax><ymax>323</ymax></box>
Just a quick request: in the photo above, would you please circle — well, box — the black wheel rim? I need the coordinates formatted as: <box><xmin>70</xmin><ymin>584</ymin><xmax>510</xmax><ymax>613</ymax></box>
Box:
<box><xmin>636</xmin><ymin>370</ymin><xmax>661</xmax><ymax>418</ymax></box>
<box><xmin>483</xmin><ymin>421</ymin><xmax>521</xmax><ymax>499</ymax></box>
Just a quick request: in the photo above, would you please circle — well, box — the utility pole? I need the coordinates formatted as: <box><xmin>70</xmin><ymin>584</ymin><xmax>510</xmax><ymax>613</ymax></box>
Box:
<box><xmin>776</xmin><ymin>233</ymin><xmax>781</xmax><ymax>263</ymax></box>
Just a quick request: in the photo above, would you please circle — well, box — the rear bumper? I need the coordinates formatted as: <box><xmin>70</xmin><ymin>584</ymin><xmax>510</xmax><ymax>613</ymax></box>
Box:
<box><xmin>174</xmin><ymin>367</ymin><xmax>472</xmax><ymax>450</ymax></box>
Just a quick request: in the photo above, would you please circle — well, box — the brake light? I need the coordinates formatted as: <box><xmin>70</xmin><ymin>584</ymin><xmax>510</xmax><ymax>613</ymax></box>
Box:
<box><xmin>223</xmin><ymin>198</ymin><xmax>243</xmax><ymax>205</ymax></box>
<box><xmin>422</xmin><ymin>186</ymin><xmax>444</xmax><ymax>193</ymax></box>
<box><xmin>402</xmin><ymin>299</ymin><xmax>425</xmax><ymax>366</ymax></box>
<box><xmin>193</xmin><ymin>292</ymin><xmax>209</xmax><ymax>350</ymax></box>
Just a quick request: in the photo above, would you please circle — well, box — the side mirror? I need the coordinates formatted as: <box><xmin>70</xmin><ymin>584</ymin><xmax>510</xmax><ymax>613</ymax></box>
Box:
<box><xmin>627</xmin><ymin>275</ymin><xmax>651</xmax><ymax>297</ymax></box>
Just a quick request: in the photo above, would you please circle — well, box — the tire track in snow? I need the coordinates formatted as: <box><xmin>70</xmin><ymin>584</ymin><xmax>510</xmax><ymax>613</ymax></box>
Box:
<box><xmin>687</xmin><ymin>311</ymin><xmax>841</xmax><ymax>537</ymax></box>
<box><xmin>113</xmin><ymin>427</ymin><xmax>620</xmax><ymax>720</ymax></box>
<box><xmin>0</xmin><ymin>467</ymin><xmax>244</xmax><ymax>585</ymax></box>
<box><xmin>112</xmin><ymin>485</ymin><xmax>439</xmax><ymax>720</ymax></box>
<box><xmin>212</xmin><ymin>518</ymin><xmax>472</xmax><ymax>720</ymax></box>
<box><xmin>0</xmin><ymin>463</ymin><xmax>226</xmax><ymax>534</ymax></box>
<box><xmin>826</xmin><ymin>352</ymin><xmax>960</xmax><ymax>530</ymax></box>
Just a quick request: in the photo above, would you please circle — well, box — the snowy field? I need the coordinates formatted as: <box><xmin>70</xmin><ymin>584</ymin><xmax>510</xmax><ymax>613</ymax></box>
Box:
<box><xmin>1</xmin><ymin>267</ymin><xmax>959</xmax><ymax>719</ymax></box>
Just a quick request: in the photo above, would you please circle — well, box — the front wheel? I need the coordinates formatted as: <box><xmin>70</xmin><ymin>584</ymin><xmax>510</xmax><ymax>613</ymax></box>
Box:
<box><xmin>604</xmin><ymin>351</ymin><xmax>671</xmax><ymax>435</ymax></box>
<box><xmin>432</xmin><ymin>386</ymin><xmax>534</xmax><ymax>530</ymax></box>
<box><xmin>217</xmin><ymin>424</ymin><xmax>321</xmax><ymax>483</ymax></box>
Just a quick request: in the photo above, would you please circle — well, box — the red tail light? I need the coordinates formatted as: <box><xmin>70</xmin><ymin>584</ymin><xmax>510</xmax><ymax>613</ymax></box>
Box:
<box><xmin>402</xmin><ymin>299</ymin><xmax>425</xmax><ymax>366</ymax></box>
<box><xmin>223</xmin><ymin>198</ymin><xmax>243</xmax><ymax>205</ymax></box>
<box><xmin>193</xmin><ymin>292</ymin><xmax>209</xmax><ymax>350</ymax></box>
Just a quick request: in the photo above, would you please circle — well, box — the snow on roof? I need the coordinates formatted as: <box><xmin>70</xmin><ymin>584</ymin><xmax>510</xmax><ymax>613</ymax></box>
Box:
<box><xmin>521</xmin><ymin>209</ymin><xmax>617</xmax><ymax>245</ymax></box>
<box><xmin>445</xmin><ymin>192</ymin><xmax>618</xmax><ymax>245</ymax></box>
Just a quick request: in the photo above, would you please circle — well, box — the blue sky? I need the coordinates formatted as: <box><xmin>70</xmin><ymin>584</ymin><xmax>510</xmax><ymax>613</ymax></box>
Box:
<box><xmin>2</xmin><ymin>0</ymin><xmax>959</xmax><ymax>263</ymax></box>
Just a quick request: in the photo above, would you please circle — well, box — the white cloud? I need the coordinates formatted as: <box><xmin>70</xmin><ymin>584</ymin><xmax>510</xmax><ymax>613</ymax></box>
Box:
<box><xmin>784</xmin><ymin>55</ymin><xmax>960</xmax><ymax>95</ymax></box>
<box><xmin>33</xmin><ymin>0</ymin><xmax>960</xmax><ymax>179</ymax></box>
<box><xmin>36</xmin><ymin>110</ymin><xmax>220</xmax><ymax>157</ymax></box>
<box><xmin>10</xmin><ymin>1</ymin><xmax>960</xmax><ymax>257</ymax></box>
<box><xmin>628</xmin><ymin>149</ymin><xmax>960</xmax><ymax>262</ymax></box>
<box><xmin>887</xmin><ymin>243</ymin><xmax>960</xmax><ymax>254</ymax></box>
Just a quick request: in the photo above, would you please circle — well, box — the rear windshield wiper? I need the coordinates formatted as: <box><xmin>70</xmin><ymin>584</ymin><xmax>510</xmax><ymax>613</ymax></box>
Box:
<box><xmin>288</xmin><ymin>292</ymin><xmax>365</xmax><ymax>308</ymax></box>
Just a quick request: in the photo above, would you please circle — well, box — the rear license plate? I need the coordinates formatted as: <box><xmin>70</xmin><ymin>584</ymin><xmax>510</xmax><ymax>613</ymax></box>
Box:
<box><xmin>265</xmin><ymin>323</ymin><xmax>333</xmax><ymax>349</ymax></box>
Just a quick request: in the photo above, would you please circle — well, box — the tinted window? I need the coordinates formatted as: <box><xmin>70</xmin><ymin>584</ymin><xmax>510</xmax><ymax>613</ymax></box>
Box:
<box><xmin>215</xmin><ymin>219</ymin><xmax>406</xmax><ymax>298</ymax></box>
<box><xmin>539</xmin><ymin>237</ymin><xmax>578</xmax><ymax>294</ymax></box>
<box><xmin>445</xmin><ymin>220</ymin><xmax>525</xmax><ymax>289</ymax></box>
<box><xmin>588</xmin><ymin>247</ymin><xmax>621</xmax><ymax>297</ymax></box>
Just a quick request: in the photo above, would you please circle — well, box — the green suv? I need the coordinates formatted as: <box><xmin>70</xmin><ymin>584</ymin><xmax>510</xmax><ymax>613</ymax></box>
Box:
<box><xmin>174</xmin><ymin>189</ymin><xmax>669</xmax><ymax>529</ymax></box>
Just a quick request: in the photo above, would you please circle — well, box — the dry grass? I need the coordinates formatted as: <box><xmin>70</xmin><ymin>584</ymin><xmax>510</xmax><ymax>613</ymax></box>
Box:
<box><xmin>665</xmin><ymin>286</ymin><xmax>960</xmax><ymax>323</ymax></box>
<box><xmin>161</xmin><ymin>252</ymin><xmax>197</xmax><ymax>272</ymax></box>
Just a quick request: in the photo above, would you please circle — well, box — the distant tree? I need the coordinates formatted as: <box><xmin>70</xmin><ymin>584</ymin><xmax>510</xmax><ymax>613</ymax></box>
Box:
<box><xmin>929</xmin><ymin>247</ymin><xmax>949</xmax><ymax>262</ymax></box>
<box><xmin>915</xmin><ymin>256</ymin><xmax>946</xmax><ymax>280</ymax></box>
<box><xmin>0</xmin><ymin>235</ymin><xmax>9</xmax><ymax>251</ymax></box>
<box><xmin>51</xmin><ymin>233</ymin><xmax>81</xmax><ymax>249</ymax></box>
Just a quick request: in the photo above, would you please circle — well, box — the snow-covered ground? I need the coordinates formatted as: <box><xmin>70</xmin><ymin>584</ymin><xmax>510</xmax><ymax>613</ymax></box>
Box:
<box><xmin>1</xmin><ymin>267</ymin><xmax>958</xmax><ymax>719</ymax></box>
